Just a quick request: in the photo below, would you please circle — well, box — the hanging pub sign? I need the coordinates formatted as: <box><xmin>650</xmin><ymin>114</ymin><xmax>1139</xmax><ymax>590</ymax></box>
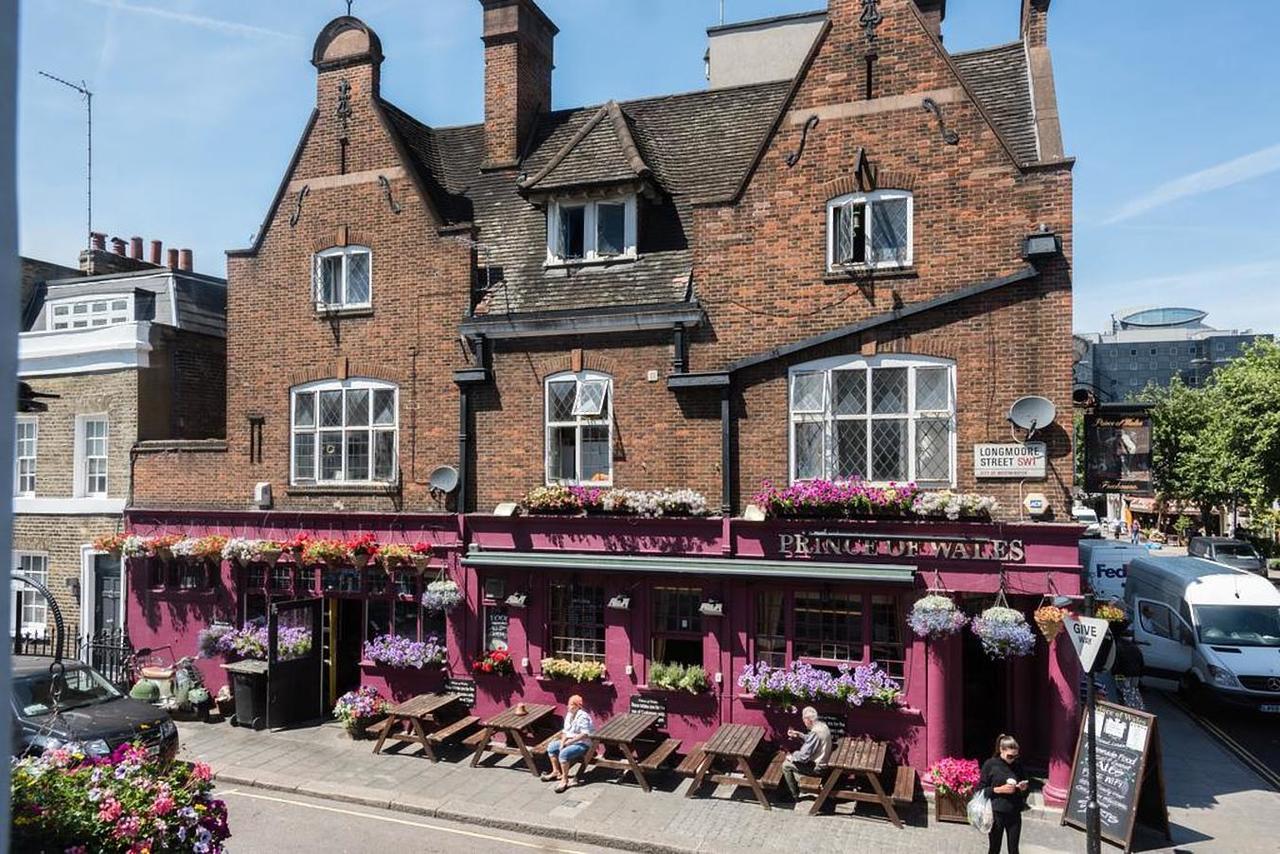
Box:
<box><xmin>778</xmin><ymin>532</ymin><xmax>1026</xmax><ymax>563</ymax></box>
<box><xmin>1084</xmin><ymin>408</ymin><xmax>1153</xmax><ymax>496</ymax></box>
<box><xmin>1062</xmin><ymin>700</ymin><xmax>1170</xmax><ymax>852</ymax></box>
<box><xmin>974</xmin><ymin>442</ymin><xmax>1047</xmax><ymax>479</ymax></box>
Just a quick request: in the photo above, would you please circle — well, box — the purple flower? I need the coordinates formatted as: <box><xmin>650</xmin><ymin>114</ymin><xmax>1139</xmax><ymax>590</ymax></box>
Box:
<box><xmin>363</xmin><ymin>634</ymin><xmax>446</xmax><ymax>669</ymax></box>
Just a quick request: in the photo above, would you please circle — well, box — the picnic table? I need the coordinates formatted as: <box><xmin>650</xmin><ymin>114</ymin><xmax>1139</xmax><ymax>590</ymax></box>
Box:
<box><xmin>783</xmin><ymin>736</ymin><xmax>916</xmax><ymax>824</ymax></box>
<box><xmin>685</xmin><ymin>723</ymin><xmax>772</xmax><ymax>810</ymax></box>
<box><xmin>369</xmin><ymin>692</ymin><xmax>476</xmax><ymax>762</ymax></box>
<box><xmin>468</xmin><ymin>703</ymin><xmax>558</xmax><ymax>775</ymax></box>
<box><xmin>580</xmin><ymin>711</ymin><xmax>682</xmax><ymax>792</ymax></box>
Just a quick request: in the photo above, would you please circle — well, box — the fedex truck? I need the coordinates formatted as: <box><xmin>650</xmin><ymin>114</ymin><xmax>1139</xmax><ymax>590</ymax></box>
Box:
<box><xmin>1079</xmin><ymin>540</ymin><xmax>1147</xmax><ymax>602</ymax></box>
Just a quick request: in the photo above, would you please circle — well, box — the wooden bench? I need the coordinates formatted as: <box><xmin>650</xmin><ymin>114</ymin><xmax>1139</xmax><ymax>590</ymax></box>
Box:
<box><xmin>364</xmin><ymin>717</ymin><xmax>392</xmax><ymax>738</ymax></box>
<box><xmin>759</xmin><ymin>749</ymin><xmax>789</xmax><ymax>789</ymax></box>
<box><xmin>425</xmin><ymin>715</ymin><xmax>479</xmax><ymax>745</ymax></box>
<box><xmin>531</xmin><ymin>731</ymin><xmax>560</xmax><ymax>755</ymax></box>
<box><xmin>674</xmin><ymin>742</ymin><xmax>706</xmax><ymax>777</ymax></box>
<box><xmin>462</xmin><ymin>729</ymin><xmax>487</xmax><ymax>750</ymax></box>
<box><xmin>638</xmin><ymin>737</ymin><xmax>682</xmax><ymax>772</ymax></box>
<box><xmin>891</xmin><ymin>766</ymin><xmax>917</xmax><ymax>805</ymax></box>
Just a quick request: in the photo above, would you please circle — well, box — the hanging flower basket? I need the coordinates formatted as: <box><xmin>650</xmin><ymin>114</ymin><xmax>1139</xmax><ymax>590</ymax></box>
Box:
<box><xmin>303</xmin><ymin>538</ymin><xmax>350</xmax><ymax>568</ymax></box>
<box><xmin>256</xmin><ymin>541</ymin><xmax>283</xmax><ymax>565</ymax></box>
<box><xmin>347</xmin><ymin>533</ymin><xmax>379</xmax><ymax>570</ymax></box>
<box><xmin>378</xmin><ymin>543</ymin><xmax>412</xmax><ymax>571</ymax></box>
<box><xmin>1034</xmin><ymin>604</ymin><xmax>1067</xmax><ymax>643</ymax></box>
<box><xmin>222</xmin><ymin>537</ymin><xmax>257</xmax><ymax>567</ymax></box>
<box><xmin>422</xmin><ymin>578</ymin><xmax>463</xmax><ymax>613</ymax></box>
<box><xmin>410</xmin><ymin>542</ymin><xmax>433</xmax><ymax>572</ymax></box>
<box><xmin>971</xmin><ymin>605</ymin><xmax>1036</xmax><ymax>659</ymax></box>
<box><xmin>92</xmin><ymin>532</ymin><xmax>126</xmax><ymax>557</ymax></box>
<box><xmin>908</xmin><ymin>594</ymin><xmax>968</xmax><ymax>640</ymax></box>
<box><xmin>1096</xmin><ymin>602</ymin><xmax>1127</xmax><ymax>623</ymax></box>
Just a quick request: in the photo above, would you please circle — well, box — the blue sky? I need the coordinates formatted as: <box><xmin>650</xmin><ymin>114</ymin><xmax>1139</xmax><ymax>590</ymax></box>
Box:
<box><xmin>17</xmin><ymin>1</ymin><xmax>1280</xmax><ymax>335</ymax></box>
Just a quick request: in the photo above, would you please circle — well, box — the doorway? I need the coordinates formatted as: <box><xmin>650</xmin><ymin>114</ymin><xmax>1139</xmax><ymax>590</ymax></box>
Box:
<box><xmin>328</xmin><ymin>598</ymin><xmax>364</xmax><ymax>706</ymax></box>
<box><xmin>80</xmin><ymin>548</ymin><xmax>124</xmax><ymax>646</ymax></box>
<box><xmin>961</xmin><ymin>621</ymin><xmax>1011</xmax><ymax>759</ymax></box>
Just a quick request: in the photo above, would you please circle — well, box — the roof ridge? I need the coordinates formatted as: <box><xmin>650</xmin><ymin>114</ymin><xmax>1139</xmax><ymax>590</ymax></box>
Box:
<box><xmin>949</xmin><ymin>40</ymin><xmax>1024</xmax><ymax>58</ymax></box>
<box><xmin>517</xmin><ymin>99</ymin><xmax>653</xmax><ymax>192</ymax></box>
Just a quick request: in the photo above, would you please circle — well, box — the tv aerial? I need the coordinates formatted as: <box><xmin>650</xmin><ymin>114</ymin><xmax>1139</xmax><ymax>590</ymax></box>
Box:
<box><xmin>1008</xmin><ymin>395</ymin><xmax>1057</xmax><ymax>441</ymax></box>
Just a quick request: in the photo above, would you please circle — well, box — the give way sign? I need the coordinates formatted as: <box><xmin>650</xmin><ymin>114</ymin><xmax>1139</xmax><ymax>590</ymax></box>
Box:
<box><xmin>1063</xmin><ymin>615</ymin><xmax>1111</xmax><ymax>673</ymax></box>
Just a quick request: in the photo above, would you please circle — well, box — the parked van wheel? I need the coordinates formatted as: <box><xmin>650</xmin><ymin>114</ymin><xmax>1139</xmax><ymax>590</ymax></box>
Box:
<box><xmin>1179</xmin><ymin>674</ymin><xmax>1211</xmax><ymax>712</ymax></box>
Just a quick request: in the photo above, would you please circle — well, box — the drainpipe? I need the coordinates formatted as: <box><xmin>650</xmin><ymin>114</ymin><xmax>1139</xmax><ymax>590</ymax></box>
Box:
<box><xmin>456</xmin><ymin>385</ymin><xmax>470</xmax><ymax>514</ymax></box>
<box><xmin>672</xmin><ymin>323</ymin><xmax>688</xmax><ymax>374</ymax></box>
<box><xmin>720</xmin><ymin>383</ymin><xmax>732</xmax><ymax>517</ymax></box>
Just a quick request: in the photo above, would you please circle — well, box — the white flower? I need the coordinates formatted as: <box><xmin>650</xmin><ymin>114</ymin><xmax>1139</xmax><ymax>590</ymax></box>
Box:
<box><xmin>221</xmin><ymin>537</ymin><xmax>257</xmax><ymax>561</ymax></box>
<box><xmin>121</xmin><ymin>535</ymin><xmax>150</xmax><ymax>558</ymax></box>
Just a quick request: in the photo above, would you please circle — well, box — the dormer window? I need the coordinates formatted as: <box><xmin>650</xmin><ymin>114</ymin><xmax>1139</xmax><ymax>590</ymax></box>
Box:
<box><xmin>546</xmin><ymin>196</ymin><xmax>637</xmax><ymax>265</ymax></box>
<box><xmin>48</xmin><ymin>295</ymin><xmax>132</xmax><ymax>330</ymax></box>
<box><xmin>827</xmin><ymin>190</ymin><xmax>912</xmax><ymax>270</ymax></box>
<box><xmin>313</xmin><ymin>246</ymin><xmax>372</xmax><ymax>310</ymax></box>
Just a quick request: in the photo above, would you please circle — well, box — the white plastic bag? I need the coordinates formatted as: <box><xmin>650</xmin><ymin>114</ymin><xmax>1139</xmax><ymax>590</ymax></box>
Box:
<box><xmin>967</xmin><ymin>789</ymin><xmax>993</xmax><ymax>833</ymax></box>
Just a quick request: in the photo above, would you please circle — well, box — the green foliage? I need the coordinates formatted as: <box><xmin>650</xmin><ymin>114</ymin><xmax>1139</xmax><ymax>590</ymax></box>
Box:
<box><xmin>1147</xmin><ymin>340</ymin><xmax>1280</xmax><ymax>514</ymax></box>
<box><xmin>1172</xmin><ymin>515</ymin><xmax>1194</xmax><ymax>539</ymax></box>
<box><xmin>648</xmin><ymin>661</ymin><xmax>710</xmax><ymax>694</ymax></box>
<box><xmin>539</xmin><ymin>658</ymin><xmax>607</xmax><ymax>682</ymax></box>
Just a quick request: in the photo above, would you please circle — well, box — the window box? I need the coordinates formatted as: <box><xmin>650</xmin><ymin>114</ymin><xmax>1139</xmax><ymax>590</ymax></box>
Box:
<box><xmin>736</xmin><ymin>692</ymin><xmax>921</xmax><ymax>718</ymax></box>
<box><xmin>822</xmin><ymin>267</ymin><xmax>917</xmax><ymax>284</ymax></box>
<box><xmin>535</xmin><ymin>675</ymin><xmax>614</xmax><ymax>688</ymax></box>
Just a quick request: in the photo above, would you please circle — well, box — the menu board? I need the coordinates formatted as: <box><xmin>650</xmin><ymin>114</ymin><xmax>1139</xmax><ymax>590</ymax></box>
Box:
<box><xmin>629</xmin><ymin>695</ymin><xmax>667</xmax><ymax>729</ymax></box>
<box><xmin>818</xmin><ymin>714</ymin><xmax>846</xmax><ymax>739</ymax></box>
<box><xmin>1062</xmin><ymin>700</ymin><xmax>1169</xmax><ymax>852</ymax></box>
<box><xmin>485</xmin><ymin>606</ymin><xmax>509</xmax><ymax>651</ymax></box>
<box><xmin>444</xmin><ymin>678</ymin><xmax>477</xmax><ymax>708</ymax></box>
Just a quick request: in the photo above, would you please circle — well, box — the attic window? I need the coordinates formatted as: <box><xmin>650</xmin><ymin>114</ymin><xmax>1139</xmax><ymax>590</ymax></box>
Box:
<box><xmin>48</xmin><ymin>295</ymin><xmax>133</xmax><ymax>330</ymax></box>
<box><xmin>547</xmin><ymin>196</ymin><xmax>636</xmax><ymax>265</ymax></box>
<box><xmin>826</xmin><ymin>190</ymin><xmax>912</xmax><ymax>271</ymax></box>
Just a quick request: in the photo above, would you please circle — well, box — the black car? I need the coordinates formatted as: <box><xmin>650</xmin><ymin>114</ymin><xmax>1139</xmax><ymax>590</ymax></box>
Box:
<box><xmin>11</xmin><ymin>655</ymin><xmax>178</xmax><ymax>761</ymax></box>
<box><xmin>1188</xmin><ymin>536</ymin><xmax>1267</xmax><ymax>575</ymax></box>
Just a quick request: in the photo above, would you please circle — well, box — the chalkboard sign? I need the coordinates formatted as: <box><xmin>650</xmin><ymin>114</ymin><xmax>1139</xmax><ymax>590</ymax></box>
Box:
<box><xmin>817</xmin><ymin>713</ymin><xmax>846</xmax><ymax>739</ymax></box>
<box><xmin>1062</xmin><ymin>700</ymin><xmax>1169</xmax><ymax>852</ymax></box>
<box><xmin>444</xmin><ymin>678</ymin><xmax>477</xmax><ymax>708</ymax></box>
<box><xmin>629</xmin><ymin>694</ymin><xmax>667</xmax><ymax>729</ymax></box>
<box><xmin>485</xmin><ymin>606</ymin><xmax>509</xmax><ymax>651</ymax></box>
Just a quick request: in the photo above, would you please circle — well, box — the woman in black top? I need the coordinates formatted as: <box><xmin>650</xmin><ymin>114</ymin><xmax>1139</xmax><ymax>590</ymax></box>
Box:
<box><xmin>980</xmin><ymin>734</ymin><xmax>1029</xmax><ymax>854</ymax></box>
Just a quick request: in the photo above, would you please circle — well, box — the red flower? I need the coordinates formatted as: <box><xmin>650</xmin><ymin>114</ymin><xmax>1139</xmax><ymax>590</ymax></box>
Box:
<box><xmin>410</xmin><ymin>541</ymin><xmax>433</xmax><ymax>555</ymax></box>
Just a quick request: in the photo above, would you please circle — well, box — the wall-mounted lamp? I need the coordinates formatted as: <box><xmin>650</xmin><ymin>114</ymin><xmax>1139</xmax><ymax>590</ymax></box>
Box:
<box><xmin>505</xmin><ymin>591</ymin><xmax>528</xmax><ymax>608</ymax></box>
<box><xmin>607</xmin><ymin>594</ymin><xmax>631</xmax><ymax>610</ymax></box>
<box><xmin>698</xmin><ymin>599</ymin><xmax>724</xmax><ymax>617</ymax></box>
<box><xmin>1021</xmin><ymin>226</ymin><xmax>1062</xmax><ymax>262</ymax></box>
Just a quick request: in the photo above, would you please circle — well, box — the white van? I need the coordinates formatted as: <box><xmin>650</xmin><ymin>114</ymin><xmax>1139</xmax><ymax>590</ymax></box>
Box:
<box><xmin>1127</xmin><ymin>555</ymin><xmax>1280</xmax><ymax>712</ymax></box>
<box><xmin>1079</xmin><ymin>540</ymin><xmax>1147</xmax><ymax>602</ymax></box>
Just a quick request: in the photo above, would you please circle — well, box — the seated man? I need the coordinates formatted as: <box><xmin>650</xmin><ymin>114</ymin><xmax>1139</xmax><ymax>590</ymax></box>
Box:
<box><xmin>541</xmin><ymin>694</ymin><xmax>594</xmax><ymax>793</ymax></box>
<box><xmin>782</xmin><ymin>706</ymin><xmax>832</xmax><ymax>802</ymax></box>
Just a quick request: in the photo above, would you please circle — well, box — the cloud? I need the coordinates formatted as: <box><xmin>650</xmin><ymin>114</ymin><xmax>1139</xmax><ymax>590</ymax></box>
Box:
<box><xmin>1104</xmin><ymin>142</ymin><xmax>1280</xmax><ymax>224</ymax></box>
<box><xmin>81</xmin><ymin>0</ymin><xmax>296</xmax><ymax>41</ymax></box>
<box><xmin>1097</xmin><ymin>258</ymin><xmax>1280</xmax><ymax>294</ymax></box>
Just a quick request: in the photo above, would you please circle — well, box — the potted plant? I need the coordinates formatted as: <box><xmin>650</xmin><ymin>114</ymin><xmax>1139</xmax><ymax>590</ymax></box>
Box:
<box><xmin>540</xmin><ymin>658</ymin><xmax>607</xmax><ymax>682</ymax></box>
<box><xmin>521</xmin><ymin>484</ymin><xmax>583</xmax><ymax>515</ymax></box>
<box><xmin>347</xmin><ymin>533</ymin><xmax>379</xmax><ymax>569</ymax></box>
<box><xmin>422</xmin><ymin>577</ymin><xmax>463</xmax><ymax>613</ymax></box>
<box><xmin>648</xmin><ymin>661</ymin><xmax>710</xmax><ymax>694</ymax></box>
<box><xmin>927</xmin><ymin>757</ymin><xmax>981</xmax><ymax>823</ymax></box>
<box><xmin>473</xmin><ymin>648</ymin><xmax>515</xmax><ymax>675</ymax></box>
<box><xmin>256</xmin><ymin>539</ymin><xmax>283</xmax><ymax>565</ymax></box>
<box><xmin>221</xmin><ymin>537</ymin><xmax>257</xmax><ymax>567</ymax></box>
<box><xmin>363</xmin><ymin>633</ymin><xmax>446</xmax><ymax>669</ymax></box>
<box><xmin>410</xmin><ymin>541</ymin><xmax>433</xmax><ymax>572</ymax></box>
<box><xmin>378</xmin><ymin>543</ymin><xmax>413</xmax><ymax>570</ymax></box>
<box><xmin>1034</xmin><ymin>604</ymin><xmax>1067</xmax><ymax>642</ymax></box>
<box><xmin>333</xmin><ymin>686</ymin><xmax>389</xmax><ymax>739</ymax></box>
<box><xmin>283</xmin><ymin>532</ymin><xmax>311</xmax><ymax>563</ymax></box>
<box><xmin>971</xmin><ymin>605</ymin><xmax>1036</xmax><ymax>659</ymax></box>
<box><xmin>303</xmin><ymin>538</ymin><xmax>350</xmax><ymax>569</ymax></box>
<box><xmin>92</xmin><ymin>532</ymin><xmax>126</xmax><ymax>557</ymax></box>
<box><xmin>908</xmin><ymin>594</ymin><xmax>968</xmax><ymax>640</ymax></box>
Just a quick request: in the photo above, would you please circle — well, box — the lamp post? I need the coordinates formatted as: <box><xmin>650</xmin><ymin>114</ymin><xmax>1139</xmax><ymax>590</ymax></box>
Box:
<box><xmin>1084</xmin><ymin>592</ymin><xmax>1101</xmax><ymax>854</ymax></box>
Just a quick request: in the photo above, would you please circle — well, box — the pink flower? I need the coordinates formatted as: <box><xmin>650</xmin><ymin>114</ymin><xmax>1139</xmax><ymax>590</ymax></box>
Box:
<box><xmin>97</xmin><ymin>799</ymin><xmax>123</xmax><ymax>823</ymax></box>
<box><xmin>151</xmin><ymin>794</ymin><xmax>175</xmax><ymax>816</ymax></box>
<box><xmin>113</xmin><ymin>814</ymin><xmax>143</xmax><ymax>839</ymax></box>
<box><xmin>191</xmin><ymin>762</ymin><xmax>212</xmax><ymax>782</ymax></box>
<box><xmin>47</xmin><ymin>747</ymin><xmax>73</xmax><ymax>767</ymax></box>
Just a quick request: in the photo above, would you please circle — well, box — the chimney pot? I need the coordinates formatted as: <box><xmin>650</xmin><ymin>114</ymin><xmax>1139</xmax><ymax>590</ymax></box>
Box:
<box><xmin>90</xmin><ymin>232</ymin><xmax>106</xmax><ymax>251</ymax></box>
<box><xmin>130</xmin><ymin>236</ymin><xmax>144</xmax><ymax>259</ymax></box>
<box><xmin>1021</xmin><ymin>0</ymin><xmax>1050</xmax><ymax>48</ymax></box>
<box><xmin>150</xmin><ymin>240</ymin><xmax>163</xmax><ymax>265</ymax></box>
<box><xmin>167</xmin><ymin>248</ymin><xmax>180</xmax><ymax>269</ymax></box>
<box><xmin>179</xmin><ymin>248</ymin><xmax>193</xmax><ymax>271</ymax></box>
<box><xmin>110</xmin><ymin>237</ymin><xmax>127</xmax><ymax>256</ymax></box>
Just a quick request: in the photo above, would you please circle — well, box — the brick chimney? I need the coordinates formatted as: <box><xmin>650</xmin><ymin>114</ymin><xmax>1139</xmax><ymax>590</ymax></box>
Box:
<box><xmin>1021</xmin><ymin>0</ymin><xmax>1050</xmax><ymax>48</ymax></box>
<box><xmin>167</xmin><ymin>248</ymin><xmax>179</xmax><ymax>269</ymax></box>
<box><xmin>150</xmin><ymin>240</ymin><xmax>163</xmax><ymax>265</ymax></box>
<box><xmin>179</xmin><ymin>248</ymin><xmax>193</xmax><ymax>271</ymax></box>
<box><xmin>915</xmin><ymin>0</ymin><xmax>945</xmax><ymax>41</ymax></box>
<box><xmin>110</xmin><ymin>237</ymin><xmax>127</xmax><ymax>255</ymax></box>
<box><xmin>130</xmin><ymin>236</ymin><xmax>143</xmax><ymax>260</ymax></box>
<box><xmin>480</xmin><ymin>0</ymin><xmax>557</xmax><ymax>170</ymax></box>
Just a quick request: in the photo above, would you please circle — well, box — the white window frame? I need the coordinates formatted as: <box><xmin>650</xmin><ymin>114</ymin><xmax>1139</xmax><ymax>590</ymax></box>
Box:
<box><xmin>545</xmin><ymin>370</ymin><xmax>614</xmax><ymax>486</ymax></box>
<box><xmin>312</xmin><ymin>246</ymin><xmax>373</xmax><ymax>310</ymax></box>
<box><xmin>73</xmin><ymin>415</ymin><xmax>109</xmax><ymax>498</ymax></box>
<box><xmin>290</xmin><ymin>378</ymin><xmax>398</xmax><ymax>485</ymax></box>
<box><xmin>826</xmin><ymin>189</ymin><xmax>914</xmax><ymax>271</ymax></box>
<box><xmin>788</xmin><ymin>354</ymin><xmax>955</xmax><ymax>487</ymax></box>
<box><xmin>14</xmin><ymin>416</ymin><xmax>37</xmax><ymax>497</ymax></box>
<box><xmin>546</xmin><ymin>196</ymin><xmax>637</xmax><ymax>265</ymax></box>
<box><xmin>11</xmin><ymin>552</ymin><xmax>49</xmax><ymax>638</ymax></box>
<box><xmin>46</xmin><ymin>294</ymin><xmax>133</xmax><ymax>330</ymax></box>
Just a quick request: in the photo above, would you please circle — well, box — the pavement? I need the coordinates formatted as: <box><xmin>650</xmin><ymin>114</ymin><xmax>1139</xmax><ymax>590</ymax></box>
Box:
<box><xmin>176</xmin><ymin>694</ymin><xmax>1280</xmax><ymax>854</ymax></box>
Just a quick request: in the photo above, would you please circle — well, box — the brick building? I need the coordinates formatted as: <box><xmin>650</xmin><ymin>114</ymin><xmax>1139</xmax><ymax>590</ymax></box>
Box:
<box><xmin>13</xmin><ymin>236</ymin><xmax>225</xmax><ymax>652</ymax></box>
<box><xmin>127</xmin><ymin>0</ymin><xmax>1082</xmax><ymax>801</ymax></box>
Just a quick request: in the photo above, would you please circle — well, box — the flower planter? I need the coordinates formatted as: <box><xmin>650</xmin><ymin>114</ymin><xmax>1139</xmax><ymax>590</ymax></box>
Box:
<box><xmin>934</xmin><ymin>789</ymin><xmax>970</xmax><ymax>823</ymax></box>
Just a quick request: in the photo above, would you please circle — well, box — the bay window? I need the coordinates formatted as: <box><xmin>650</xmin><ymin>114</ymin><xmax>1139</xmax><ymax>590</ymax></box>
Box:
<box><xmin>546</xmin><ymin>196</ymin><xmax>637</xmax><ymax>263</ymax></box>
<box><xmin>545</xmin><ymin>371</ymin><xmax>612</xmax><ymax>485</ymax></box>
<box><xmin>291</xmin><ymin>379</ymin><xmax>397</xmax><ymax>485</ymax></box>
<box><xmin>827</xmin><ymin>189</ymin><xmax>912</xmax><ymax>270</ymax></box>
<box><xmin>789</xmin><ymin>355</ymin><xmax>954</xmax><ymax>486</ymax></box>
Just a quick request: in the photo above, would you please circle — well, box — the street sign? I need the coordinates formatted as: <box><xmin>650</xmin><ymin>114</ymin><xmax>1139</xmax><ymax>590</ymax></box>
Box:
<box><xmin>1064</xmin><ymin>615</ymin><xmax>1111</xmax><ymax>673</ymax></box>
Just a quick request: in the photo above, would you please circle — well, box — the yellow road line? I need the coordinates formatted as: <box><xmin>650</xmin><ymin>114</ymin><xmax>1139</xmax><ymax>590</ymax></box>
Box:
<box><xmin>1165</xmin><ymin>695</ymin><xmax>1280</xmax><ymax>791</ymax></box>
<box><xmin>218</xmin><ymin>788</ymin><xmax>592</xmax><ymax>853</ymax></box>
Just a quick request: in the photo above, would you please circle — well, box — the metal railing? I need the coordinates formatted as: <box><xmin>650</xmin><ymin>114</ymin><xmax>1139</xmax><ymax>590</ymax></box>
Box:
<box><xmin>13</xmin><ymin>628</ymin><xmax>135</xmax><ymax>690</ymax></box>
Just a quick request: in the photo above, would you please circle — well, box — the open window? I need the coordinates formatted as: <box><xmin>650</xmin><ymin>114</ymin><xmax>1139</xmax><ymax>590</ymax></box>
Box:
<box><xmin>312</xmin><ymin>246</ymin><xmax>372</xmax><ymax>310</ymax></box>
<box><xmin>546</xmin><ymin>196</ymin><xmax>637</xmax><ymax>264</ymax></box>
<box><xmin>827</xmin><ymin>189</ymin><xmax>912</xmax><ymax>270</ymax></box>
<box><xmin>545</xmin><ymin>371</ymin><xmax>613</xmax><ymax>485</ymax></box>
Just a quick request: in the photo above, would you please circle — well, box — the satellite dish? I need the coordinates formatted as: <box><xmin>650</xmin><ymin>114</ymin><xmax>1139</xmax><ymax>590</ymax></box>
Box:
<box><xmin>1008</xmin><ymin>395</ymin><xmax>1058</xmax><ymax>437</ymax></box>
<box><xmin>428</xmin><ymin>465</ymin><xmax>459</xmax><ymax>493</ymax></box>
